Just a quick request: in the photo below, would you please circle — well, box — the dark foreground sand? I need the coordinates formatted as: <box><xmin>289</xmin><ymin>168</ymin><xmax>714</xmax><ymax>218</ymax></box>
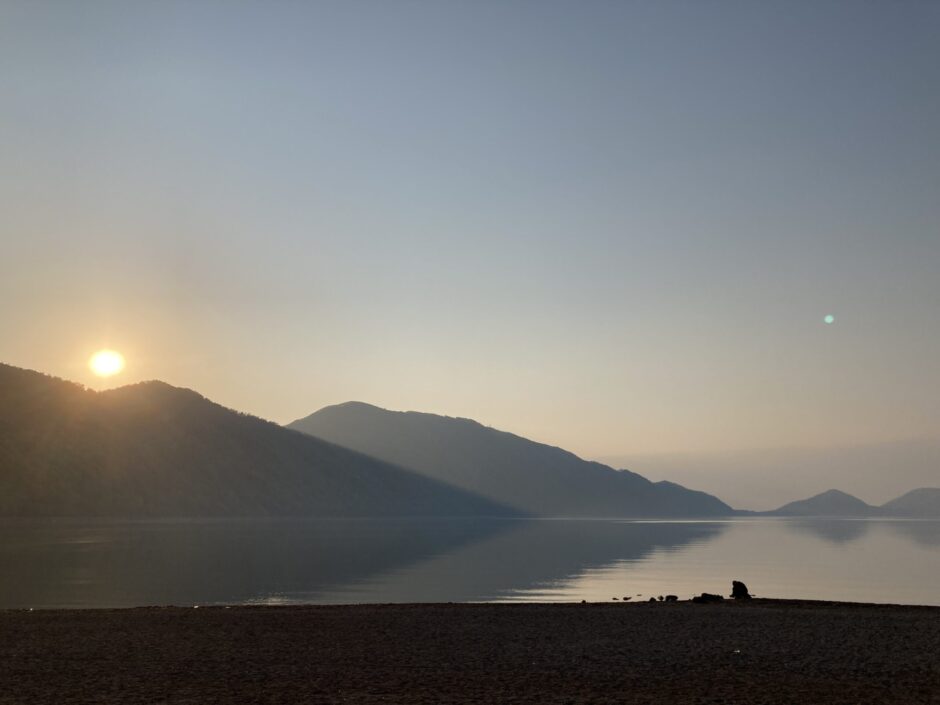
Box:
<box><xmin>2</xmin><ymin>600</ymin><xmax>939</xmax><ymax>704</ymax></box>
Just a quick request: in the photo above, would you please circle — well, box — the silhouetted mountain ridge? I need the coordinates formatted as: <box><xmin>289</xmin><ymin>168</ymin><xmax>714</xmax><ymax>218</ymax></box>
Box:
<box><xmin>0</xmin><ymin>364</ymin><xmax>512</xmax><ymax>517</ymax></box>
<box><xmin>288</xmin><ymin>402</ymin><xmax>732</xmax><ymax>517</ymax></box>
<box><xmin>768</xmin><ymin>487</ymin><xmax>940</xmax><ymax>517</ymax></box>
<box><xmin>879</xmin><ymin>488</ymin><xmax>940</xmax><ymax>517</ymax></box>
<box><xmin>771</xmin><ymin>489</ymin><xmax>875</xmax><ymax>517</ymax></box>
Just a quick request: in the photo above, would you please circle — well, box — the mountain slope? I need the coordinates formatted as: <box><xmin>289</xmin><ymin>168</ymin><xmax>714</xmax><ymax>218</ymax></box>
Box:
<box><xmin>770</xmin><ymin>489</ymin><xmax>875</xmax><ymax>517</ymax></box>
<box><xmin>0</xmin><ymin>364</ymin><xmax>513</xmax><ymax>517</ymax></box>
<box><xmin>287</xmin><ymin>402</ymin><xmax>733</xmax><ymax>517</ymax></box>
<box><xmin>879</xmin><ymin>488</ymin><xmax>940</xmax><ymax>517</ymax></box>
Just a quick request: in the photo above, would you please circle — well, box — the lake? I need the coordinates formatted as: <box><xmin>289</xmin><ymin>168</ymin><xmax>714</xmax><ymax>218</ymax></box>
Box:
<box><xmin>1</xmin><ymin>517</ymin><xmax>938</xmax><ymax>608</ymax></box>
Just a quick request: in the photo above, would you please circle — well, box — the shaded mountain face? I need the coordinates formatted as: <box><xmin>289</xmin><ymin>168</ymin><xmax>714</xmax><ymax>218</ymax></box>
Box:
<box><xmin>771</xmin><ymin>489</ymin><xmax>875</xmax><ymax>517</ymax></box>
<box><xmin>878</xmin><ymin>488</ymin><xmax>940</xmax><ymax>517</ymax></box>
<box><xmin>288</xmin><ymin>402</ymin><xmax>733</xmax><ymax>517</ymax></box>
<box><xmin>0</xmin><ymin>365</ymin><xmax>512</xmax><ymax>518</ymax></box>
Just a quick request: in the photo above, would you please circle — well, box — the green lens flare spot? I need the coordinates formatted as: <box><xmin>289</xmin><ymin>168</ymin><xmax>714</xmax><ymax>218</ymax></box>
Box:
<box><xmin>824</xmin><ymin>314</ymin><xmax>835</xmax><ymax>325</ymax></box>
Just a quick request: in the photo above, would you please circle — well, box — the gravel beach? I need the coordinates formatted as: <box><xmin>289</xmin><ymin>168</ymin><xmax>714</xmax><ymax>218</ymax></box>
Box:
<box><xmin>2</xmin><ymin>600</ymin><xmax>939</xmax><ymax>704</ymax></box>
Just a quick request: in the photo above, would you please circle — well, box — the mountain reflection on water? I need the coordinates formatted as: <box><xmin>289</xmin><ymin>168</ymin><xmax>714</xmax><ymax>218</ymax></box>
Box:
<box><xmin>784</xmin><ymin>518</ymin><xmax>873</xmax><ymax>544</ymax></box>
<box><xmin>0</xmin><ymin>518</ymin><xmax>938</xmax><ymax>608</ymax></box>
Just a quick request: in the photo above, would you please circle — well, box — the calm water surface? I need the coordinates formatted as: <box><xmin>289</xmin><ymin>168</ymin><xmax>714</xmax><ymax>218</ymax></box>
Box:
<box><xmin>1</xmin><ymin>517</ymin><xmax>938</xmax><ymax>608</ymax></box>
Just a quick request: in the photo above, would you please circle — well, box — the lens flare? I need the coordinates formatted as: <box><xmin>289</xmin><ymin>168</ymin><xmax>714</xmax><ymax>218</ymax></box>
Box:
<box><xmin>823</xmin><ymin>314</ymin><xmax>835</xmax><ymax>325</ymax></box>
<box><xmin>89</xmin><ymin>349</ymin><xmax>125</xmax><ymax>377</ymax></box>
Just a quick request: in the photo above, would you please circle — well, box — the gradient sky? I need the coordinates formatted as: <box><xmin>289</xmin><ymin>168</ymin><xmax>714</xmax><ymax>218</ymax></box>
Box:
<box><xmin>2</xmin><ymin>1</ymin><xmax>939</xmax><ymax>499</ymax></box>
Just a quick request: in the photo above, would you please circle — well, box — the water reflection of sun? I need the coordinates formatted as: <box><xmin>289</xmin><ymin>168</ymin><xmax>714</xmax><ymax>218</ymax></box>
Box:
<box><xmin>89</xmin><ymin>349</ymin><xmax>125</xmax><ymax>377</ymax></box>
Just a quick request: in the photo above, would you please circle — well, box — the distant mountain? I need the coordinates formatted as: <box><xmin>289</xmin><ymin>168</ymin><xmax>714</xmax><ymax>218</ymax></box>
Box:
<box><xmin>770</xmin><ymin>489</ymin><xmax>875</xmax><ymax>517</ymax></box>
<box><xmin>769</xmin><ymin>487</ymin><xmax>940</xmax><ymax>518</ymax></box>
<box><xmin>287</xmin><ymin>402</ymin><xmax>733</xmax><ymax>517</ymax></box>
<box><xmin>609</xmin><ymin>439</ymin><xmax>940</xmax><ymax>513</ymax></box>
<box><xmin>879</xmin><ymin>488</ymin><xmax>940</xmax><ymax>517</ymax></box>
<box><xmin>0</xmin><ymin>364</ymin><xmax>512</xmax><ymax>518</ymax></box>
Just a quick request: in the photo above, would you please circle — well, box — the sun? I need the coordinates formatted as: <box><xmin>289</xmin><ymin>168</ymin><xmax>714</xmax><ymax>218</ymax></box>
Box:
<box><xmin>89</xmin><ymin>349</ymin><xmax>126</xmax><ymax>377</ymax></box>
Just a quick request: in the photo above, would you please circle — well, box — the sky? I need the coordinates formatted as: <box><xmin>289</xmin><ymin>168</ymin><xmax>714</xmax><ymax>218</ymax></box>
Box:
<box><xmin>2</xmin><ymin>1</ymin><xmax>939</xmax><ymax>506</ymax></box>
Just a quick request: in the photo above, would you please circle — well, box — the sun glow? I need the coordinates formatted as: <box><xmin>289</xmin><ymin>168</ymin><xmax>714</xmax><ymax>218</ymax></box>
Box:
<box><xmin>89</xmin><ymin>349</ymin><xmax>125</xmax><ymax>377</ymax></box>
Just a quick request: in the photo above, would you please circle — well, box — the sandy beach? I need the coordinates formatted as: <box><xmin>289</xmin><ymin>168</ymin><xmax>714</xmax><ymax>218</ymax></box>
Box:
<box><xmin>2</xmin><ymin>600</ymin><xmax>938</xmax><ymax>704</ymax></box>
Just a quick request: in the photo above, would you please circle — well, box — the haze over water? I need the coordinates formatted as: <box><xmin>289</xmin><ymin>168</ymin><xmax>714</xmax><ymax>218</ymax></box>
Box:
<box><xmin>3</xmin><ymin>518</ymin><xmax>938</xmax><ymax>609</ymax></box>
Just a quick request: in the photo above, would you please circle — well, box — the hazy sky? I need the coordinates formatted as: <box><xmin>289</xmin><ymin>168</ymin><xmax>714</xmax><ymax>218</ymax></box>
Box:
<box><xmin>2</xmin><ymin>2</ymin><xmax>939</xmax><ymax>483</ymax></box>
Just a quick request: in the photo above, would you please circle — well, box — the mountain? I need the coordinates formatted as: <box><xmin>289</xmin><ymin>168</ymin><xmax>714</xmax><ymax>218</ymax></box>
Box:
<box><xmin>879</xmin><ymin>488</ymin><xmax>940</xmax><ymax>517</ymax></box>
<box><xmin>0</xmin><ymin>364</ymin><xmax>512</xmax><ymax>517</ymax></box>
<box><xmin>769</xmin><ymin>487</ymin><xmax>940</xmax><ymax>517</ymax></box>
<box><xmin>770</xmin><ymin>489</ymin><xmax>875</xmax><ymax>517</ymax></box>
<box><xmin>287</xmin><ymin>402</ymin><xmax>733</xmax><ymax>517</ymax></box>
<box><xmin>608</xmin><ymin>439</ymin><xmax>940</xmax><ymax>513</ymax></box>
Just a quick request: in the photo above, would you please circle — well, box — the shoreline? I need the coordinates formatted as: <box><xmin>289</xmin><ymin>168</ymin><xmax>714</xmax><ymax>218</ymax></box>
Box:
<box><xmin>5</xmin><ymin>596</ymin><xmax>940</xmax><ymax>611</ymax></box>
<box><xmin>3</xmin><ymin>600</ymin><xmax>938</xmax><ymax>704</ymax></box>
